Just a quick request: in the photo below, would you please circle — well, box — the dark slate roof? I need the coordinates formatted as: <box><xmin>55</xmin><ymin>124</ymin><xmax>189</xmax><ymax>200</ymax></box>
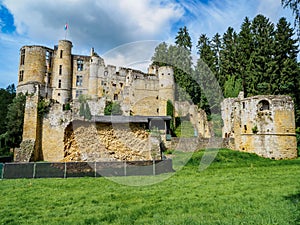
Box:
<box><xmin>91</xmin><ymin>115</ymin><xmax>171</xmax><ymax>123</ymax></box>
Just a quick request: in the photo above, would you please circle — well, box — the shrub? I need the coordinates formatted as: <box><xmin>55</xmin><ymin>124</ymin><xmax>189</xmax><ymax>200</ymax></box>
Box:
<box><xmin>104</xmin><ymin>102</ymin><xmax>123</xmax><ymax>115</ymax></box>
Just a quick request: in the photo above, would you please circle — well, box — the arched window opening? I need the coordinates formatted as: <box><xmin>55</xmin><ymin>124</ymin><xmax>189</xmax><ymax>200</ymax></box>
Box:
<box><xmin>258</xmin><ymin>100</ymin><xmax>270</xmax><ymax>111</ymax></box>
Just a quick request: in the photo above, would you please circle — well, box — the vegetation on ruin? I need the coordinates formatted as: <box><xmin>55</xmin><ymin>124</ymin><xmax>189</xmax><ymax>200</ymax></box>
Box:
<box><xmin>37</xmin><ymin>98</ymin><xmax>51</xmax><ymax>116</ymax></box>
<box><xmin>104</xmin><ymin>101</ymin><xmax>123</xmax><ymax>116</ymax></box>
<box><xmin>174</xmin><ymin>120</ymin><xmax>195</xmax><ymax>138</ymax></box>
<box><xmin>78</xmin><ymin>95</ymin><xmax>92</xmax><ymax>120</ymax></box>
<box><xmin>0</xmin><ymin>149</ymin><xmax>299</xmax><ymax>224</ymax></box>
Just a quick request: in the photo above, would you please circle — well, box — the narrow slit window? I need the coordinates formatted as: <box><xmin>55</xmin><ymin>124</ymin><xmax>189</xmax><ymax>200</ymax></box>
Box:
<box><xmin>59</xmin><ymin>65</ymin><xmax>62</xmax><ymax>75</ymax></box>
<box><xmin>58</xmin><ymin>79</ymin><xmax>62</xmax><ymax>88</ymax></box>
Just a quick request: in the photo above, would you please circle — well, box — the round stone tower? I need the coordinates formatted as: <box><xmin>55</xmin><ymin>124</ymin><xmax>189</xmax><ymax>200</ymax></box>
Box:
<box><xmin>52</xmin><ymin>40</ymin><xmax>73</xmax><ymax>104</ymax></box>
<box><xmin>17</xmin><ymin>45</ymin><xmax>50</xmax><ymax>95</ymax></box>
<box><xmin>158</xmin><ymin>66</ymin><xmax>174</xmax><ymax>116</ymax></box>
<box><xmin>88</xmin><ymin>49</ymin><xmax>104</xmax><ymax>99</ymax></box>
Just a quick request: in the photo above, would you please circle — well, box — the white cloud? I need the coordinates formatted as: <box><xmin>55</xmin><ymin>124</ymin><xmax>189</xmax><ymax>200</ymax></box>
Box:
<box><xmin>103</xmin><ymin>40</ymin><xmax>161</xmax><ymax>72</ymax></box>
<box><xmin>2</xmin><ymin>0</ymin><xmax>183</xmax><ymax>52</ymax></box>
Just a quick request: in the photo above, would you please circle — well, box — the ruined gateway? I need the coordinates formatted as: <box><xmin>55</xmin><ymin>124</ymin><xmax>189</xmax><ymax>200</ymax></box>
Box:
<box><xmin>16</xmin><ymin>40</ymin><xmax>211</xmax><ymax>162</ymax></box>
<box><xmin>16</xmin><ymin>39</ymin><xmax>297</xmax><ymax>162</ymax></box>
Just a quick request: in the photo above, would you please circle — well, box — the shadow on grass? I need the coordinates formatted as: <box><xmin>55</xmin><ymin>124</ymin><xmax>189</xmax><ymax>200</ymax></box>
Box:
<box><xmin>285</xmin><ymin>192</ymin><xmax>300</xmax><ymax>225</ymax></box>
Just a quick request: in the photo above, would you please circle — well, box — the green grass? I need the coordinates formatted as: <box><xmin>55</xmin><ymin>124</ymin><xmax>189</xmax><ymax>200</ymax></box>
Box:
<box><xmin>1</xmin><ymin>149</ymin><xmax>300</xmax><ymax>225</ymax></box>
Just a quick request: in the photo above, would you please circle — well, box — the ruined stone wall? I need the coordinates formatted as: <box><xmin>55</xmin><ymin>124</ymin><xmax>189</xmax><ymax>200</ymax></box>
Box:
<box><xmin>221</xmin><ymin>92</ymin><xmax>297</xmax><ymax>159</ymax></box>
<box><xmin>41</xmin><ymin>103</ymin><xmax>72</xmax><ymax>162</ymax></box>
<box><xmin>63</xmin><ymin>122</ymin><xmax>160</xmax><ymax>162</ymax></box>
<box><xmin>130</xmin><ymin>78</ymin><xmax>159</xmax><ymax>116</ymax></box>
<box><xmin>16</xmin><ymin>90</ymin><xmax>40</xmax><ymax>162</ymax></box>
<box><xmin>221</xmin><ymin>98</ymin><xmax>235</xmax><ymax>138</ymax></box>
<box><xmin>174</xmin><ymin>101</ymin><xmax>211</xmax><ymax>138</ymax></box>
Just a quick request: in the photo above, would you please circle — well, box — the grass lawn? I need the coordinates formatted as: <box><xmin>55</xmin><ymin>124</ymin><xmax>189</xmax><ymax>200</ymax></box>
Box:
<box><xmin>0</xmin><ymin>149</ymin><xmax>299</xmax><ymax>225</ymax></box>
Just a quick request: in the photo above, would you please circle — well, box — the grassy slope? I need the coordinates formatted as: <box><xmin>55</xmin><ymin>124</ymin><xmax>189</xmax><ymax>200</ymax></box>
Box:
<box><xmin>0</xmin><ymin>149</ymin><xmax>299</xmax><ymax>225</ymax></box>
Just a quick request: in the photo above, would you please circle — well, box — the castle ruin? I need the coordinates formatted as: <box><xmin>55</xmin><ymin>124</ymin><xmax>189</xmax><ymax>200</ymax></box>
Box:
<box><xmin>15</xmin><ymin>39</ymin><xmax>297</xmax><ymax>162</ymax></box>
<box><xmin>16</xmin><ymin>40</ymin><xmax>210</xmax><ymax>162</ymax></box>
<box><xmin>221</xmin><ymin>92</ymin><xmax>297</xmax><ymax>159</ymax></box>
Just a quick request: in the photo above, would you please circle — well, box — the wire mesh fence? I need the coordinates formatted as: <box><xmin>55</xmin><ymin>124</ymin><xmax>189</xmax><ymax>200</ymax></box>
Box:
<box><xmin>0</xmin><ymin>159</ymin><xmax>173</xmax><ymax>179</ymax></box>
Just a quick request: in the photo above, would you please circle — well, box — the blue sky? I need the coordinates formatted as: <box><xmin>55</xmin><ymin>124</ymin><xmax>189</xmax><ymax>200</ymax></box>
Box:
<box><xmin>0</xmin><ymin>0</ymin><xmax>296</xmax><ymax>88</ymax></box>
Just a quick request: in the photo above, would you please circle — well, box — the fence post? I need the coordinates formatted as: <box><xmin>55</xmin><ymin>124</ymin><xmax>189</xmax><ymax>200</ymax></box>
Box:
<box><xmin>153</xmin><ymin>159</ymin><xmax>156</xmax><ymax>176</ymax></box>
<box><xmin>124</xmin><ymin>160</ymin><xmax>127</xmax><ymax>176</ymax></box>
<box><xmin>94</xmin><ymin>161</ymin><xmax>97</xmax><ymax>178</ymax></box>
<box><xmin>33</xmin><ymin>162</ymin><xmax>36</xmax><ymax>179</ymax></box>
<box><xmin>0</xmin><ymin>163</ymin><xmax>3</xmax><ymax>180</ymax></box>
<box><xmin>64</xmin><ymin>162</ymin><xmax>67</xmax><ymax>179</ymax></box>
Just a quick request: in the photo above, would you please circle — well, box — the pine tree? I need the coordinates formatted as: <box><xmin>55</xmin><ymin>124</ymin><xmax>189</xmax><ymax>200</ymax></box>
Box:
<box><xmin>249</xmin><ymin>14</ymin><xmax>276</xmax><ymax>95</ymax></box>
<box><xmin>274</xmin><ymin>17</ymin><xmax>300</xmax><ymax>126</ymax></box>
<box><xmin>196</xmin><ymin>34</ymin><xmax>223</xmax><ymax>114</ymax></box>
<box><xmin>273</xmin><ymin>17</ymin><xmax>299</xmax><ymax>95</ymax></box>
<box><xmin>173</xmin><ymin>27</ymin><xmax>194</xmax><ymax>102</ymax></box>
<box><xmin>211</xmin><ymin>33</ymin><xmax>222</xmax><ymax>84</ymax></box>
<box><xmin>237</xmin><ymin>17</ymin><xmax>254</xmax><ymax>97</ymax></box>
<box><xmin>151</xmin><ymin>42</ymin><xmax>169</xmax><ymax>66</ymax></box>
<box><xmin>175</xmin><ymin>26</ymin><xmax>192</xmax><ymax>51</ymax></box>
<box><xmin>220</xmin><ymin>27</ymin><xmax>241</xmax><ymax>97</ymax></box>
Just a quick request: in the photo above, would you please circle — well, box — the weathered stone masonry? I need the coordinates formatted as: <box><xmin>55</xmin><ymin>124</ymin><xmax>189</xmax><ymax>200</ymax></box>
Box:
<box><xmin>221</xmin><ymin>92</ymin><xmax>297</xmax><ymax>159</ymax></box>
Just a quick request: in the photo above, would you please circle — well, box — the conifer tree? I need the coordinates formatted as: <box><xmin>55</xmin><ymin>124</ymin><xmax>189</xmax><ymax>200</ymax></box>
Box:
<box><xmin>196</xmin><ymin>34</ymin><xmax>223</xmax><ymax>114</ymax></box>
<box><xmin>175</xmin><ymin>26</ymin><xmax>192</xmax><ymax>51</ymax></box>
<box><xmin>211</xmin><ymin>33</ymin><xmax>222</xmax><ymax>84</ymax></box>
<box><xmin>220</xmin><ymin>27</ymin><xmax>240</xmax><ymax>97</ymax></box>
<box><xmin>173</xmin><ymin>27</ymin><xmax>194</xmax><ymax>102</ymax></box>
<box><xmin>237</xmin><ymin>17</ymin><xmax>254</xmax><ymax>97</ymax></box>
<box><xmin>274</xmin><ymin>17</ymin><xmax>300</xmax><ymax>126</ymax></box>
<box><xmin>249</xmin><ymin>15</ymin><xmax>276</xmax><ymax>96</ymax></box>
<box><xmin>151</xmin><ymin>42</ymin><xmax>169</xmax><ymax>66</ymax></box>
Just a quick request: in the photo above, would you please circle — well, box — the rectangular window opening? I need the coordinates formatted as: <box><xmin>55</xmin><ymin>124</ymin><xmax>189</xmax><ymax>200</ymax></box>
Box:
<box><xmin>76</xmin><ymin>90</ymin><xmax>83</xmax><ymax>98</ymax></box>
<box><xmin>19</xmin><ymin>70</ymin><xmax>24</xmax><ymax>82</ymax></box>
<box><xmin>76</xmin><ymin>75</ymin><xmax>83</xmax><ymax>86</ymax></box>
<box><xmin>77</xmin><ymin>59</ymin><xmax>83</xmax><ymax>71</ymax></box>
<box><xmin>20</xmin><ymin>49</ymin><xmax>25</xmax><ymax>65</ymax></box>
